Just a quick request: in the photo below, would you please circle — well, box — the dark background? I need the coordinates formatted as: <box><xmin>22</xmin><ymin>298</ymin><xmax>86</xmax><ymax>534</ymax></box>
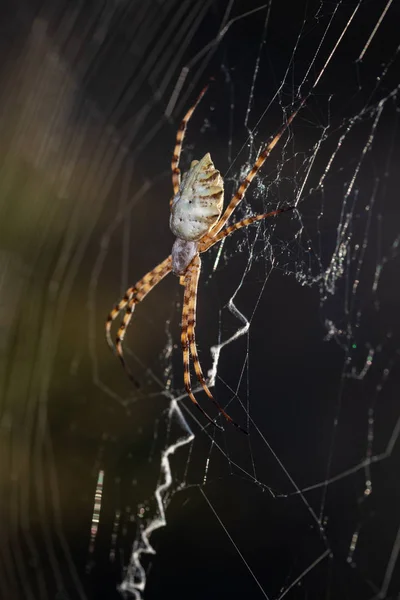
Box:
<box><xmin>0</xmin><ymin>1</ymin><xmax>400</xmax><ymax>599</ymax></box>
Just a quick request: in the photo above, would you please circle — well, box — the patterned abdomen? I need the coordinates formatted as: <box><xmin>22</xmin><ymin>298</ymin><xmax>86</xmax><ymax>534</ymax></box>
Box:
<box><xmin>170</xmin><ymin>153</ymin><xmax>224</xmax><ymax>241</ymax></box>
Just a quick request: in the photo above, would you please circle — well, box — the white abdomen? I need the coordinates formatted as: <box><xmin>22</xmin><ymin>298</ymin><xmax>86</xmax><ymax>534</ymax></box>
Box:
<box><xmin>170</xmin><ymin>153</ymin><xmax>224</xmax><ymax>242</ymax></box>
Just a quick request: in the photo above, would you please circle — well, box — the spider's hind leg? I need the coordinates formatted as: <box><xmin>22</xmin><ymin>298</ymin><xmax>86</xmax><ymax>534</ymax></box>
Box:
<box><xmin>170</xmin><ymin>84</ymin><xmax>210</xmax><ymax>202</ymax></box>
<box><xmin>205</xmin><ymin>99</ymin><xmax>304</xmax><ymax>238</ymax></box>
<box><xmin>199</xmin><ymin>206</ymin><xmax>295</xmax><ymax>253</ymax></box>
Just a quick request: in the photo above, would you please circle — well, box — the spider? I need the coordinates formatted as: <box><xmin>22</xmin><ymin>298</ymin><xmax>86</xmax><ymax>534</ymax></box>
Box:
<box><xmin>106</xmin><ymin>85</ymin><xmax>303</xmax><ymax>433</ymax></box>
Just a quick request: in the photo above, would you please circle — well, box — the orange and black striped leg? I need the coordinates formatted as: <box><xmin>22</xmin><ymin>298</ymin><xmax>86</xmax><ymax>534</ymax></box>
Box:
<box><xmin>106</xmin><ymin>256</ymin><xmax>173</xmax><ymax>385</ymax></box>
<box><xmin>204</xmin><ymin>99</ymin><xmax>305</xmax><ymax>239</ymax></box>
<box><xmin>181</xmin><ymin>260</ymin><xmax>223</xmax><ymax>431</ymax></box>
<box><xmin>114</xmin><ymin>295</ymin><xmax>141</xmax><ymax>387</ymax></box>
<box><xmin>187</xmin><ymin>255</ymin><xmax>248</xmax><ymax>434</ymax></box>
<box><xmin>170</xmin><ymin>84</ymin><xmax>210</xmax><ymax>202</ymax></box>
<box><xmin>105</xmin><ymin>286</ymin><xmax>135</xmax><ymax>352</ymax></box>
<box><xmin>199</xmin><ymin>206</ymin><xmax>295</xmax><ymax>253</ymax></box>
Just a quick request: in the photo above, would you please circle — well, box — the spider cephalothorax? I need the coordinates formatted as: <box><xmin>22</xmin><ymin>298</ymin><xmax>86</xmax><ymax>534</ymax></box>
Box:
<box><xmin>106</xmin><ymin>85</ymin><xmax>302</xmax><ymax>432</ymax></box>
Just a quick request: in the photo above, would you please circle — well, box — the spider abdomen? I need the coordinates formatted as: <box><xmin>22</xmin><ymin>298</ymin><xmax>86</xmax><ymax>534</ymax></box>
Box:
<box><xmin>170</xmin><ymin>153</ymin><xmax>224</xmax><ymax>242</ymax></box>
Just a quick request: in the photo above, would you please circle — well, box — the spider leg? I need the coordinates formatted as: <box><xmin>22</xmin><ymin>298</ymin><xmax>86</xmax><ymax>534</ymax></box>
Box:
<box><xmin>187</xmin><ymin>255</ymin><xmax>248</xmax><ymax>434</ymax></box>
<box><xmin>171</xmin><ymin>84</ymin><xmax>209</xmax><ymax>201</ymax></box>
<box><xmin>199</xmin><ymin>206</ymin><xmax>295</xmax><ymax>253</ymax></box>
<box><xmin>106</xmin><ymin>256</ymin><xmax>172</xmax><ymax>386</ymax></box>
<box><xmin>113</xmin><ymin>295</ymin><xmax>142</xmax><ymax>388</ymax></box>
<box><xmin>203</xmin><ymin>99</ymin><xmax>305</xmax><ymax>240</ymax></box>
<box><xmin>106</xmin><ymin>287</ymin><xmax>135</xmax><ymax>351</ymax></box>
<box><xmin>181</xmin><ymin>259</ymin><xmax>224</xmax><ymax>431</ymax></box>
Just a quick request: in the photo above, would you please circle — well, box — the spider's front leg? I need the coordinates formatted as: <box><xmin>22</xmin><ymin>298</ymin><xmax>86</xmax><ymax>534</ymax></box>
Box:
<box><xmin>106</xmin><ymin>256</ymin><xmax>172</xmax><ymax>386</ymax></box>
<box><xmin>180</xmin><ymin>256</ymin><xmax>223</xmax><ymax>431</ymax></box>
<box><xmin>170</xmin><ymin>149</ymin><xmax>247</xmax><ymax>431</ymax></box>
<box><xmin>185</xmin><ymin>255</ymin><xmax>248</xmax><ymax>434</ymax></box>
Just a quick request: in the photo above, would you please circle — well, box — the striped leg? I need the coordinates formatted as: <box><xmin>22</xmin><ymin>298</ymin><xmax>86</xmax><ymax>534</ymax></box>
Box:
<box><xmin>171</xmin><ymin>84</ymin><xmax>209</xmax><ymax>200</ymax></box>
<box><xmin>181</xmin><ymin>258</ymin><xmax>223</xmax><ymax>431</ymax></box>
<box><xmin>202</xmin><ymin>99</ymin><xmax>304</xmax><ymax>240</ymax></box>
<box><xmin>106</xmin><ymin>256</ymin><xmax>172</xmax><ymax>386</ymax></box>
<box><xmin>199</xmin><ymin>206</ymin><xmax>295</xmax><ymax>253</ymax></box>
<box><xmin>106</xmin><ymin>286</ymin><xmax>135</xmax><ymax>352</ymax></box>
<box><xmin>187</xmin><ymin>255</ymin><xmax>248</xmax><ymax>434</ymax></box>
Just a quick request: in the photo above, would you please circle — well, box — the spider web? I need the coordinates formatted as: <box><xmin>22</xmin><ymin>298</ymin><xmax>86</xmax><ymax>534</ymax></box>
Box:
<box><xmin>1</xmin><ymin>1</ymin><xmax>400</xmax><ymax>599</ymax></box>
